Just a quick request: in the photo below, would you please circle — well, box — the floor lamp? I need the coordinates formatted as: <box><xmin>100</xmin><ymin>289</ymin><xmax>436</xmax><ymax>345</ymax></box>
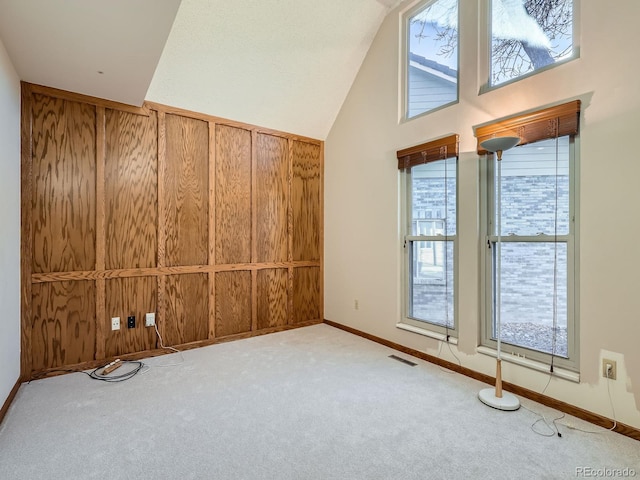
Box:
<box><xmin>478</xmin><ymin>136</ymin><xmax>521</xmax><ymax>411</ymax></box>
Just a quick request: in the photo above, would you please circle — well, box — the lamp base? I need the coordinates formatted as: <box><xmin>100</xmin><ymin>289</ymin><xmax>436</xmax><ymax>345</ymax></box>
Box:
<box><xmin>478</xmin><ymin>388</ymin><xmax>520</xmax><ymax>411</ymax></box>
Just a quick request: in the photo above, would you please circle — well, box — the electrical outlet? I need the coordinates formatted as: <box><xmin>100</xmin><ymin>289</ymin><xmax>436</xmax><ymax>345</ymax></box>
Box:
<box><xmin>602</xmin><ymin>358</ymin><xmax>617</xmax><ymax>380</ymax></box>
<box><xmin>145</xmin><ymin>312</ymin><xmax>155</xmax><ymax>327</ymax></box>
<box><xmin>127</xmin><ymin>315</ymin><xmax>136</xmax><ymax>329</ymax></box>
<box><xmin>111</xmin><ymin>317</ymin><xmax>120</xmax><ymax>331</ymax></box>
<box><xmin>354</xmin><ymin>299</ymin><xmax>359</xmax><ymax>310</ymax></box>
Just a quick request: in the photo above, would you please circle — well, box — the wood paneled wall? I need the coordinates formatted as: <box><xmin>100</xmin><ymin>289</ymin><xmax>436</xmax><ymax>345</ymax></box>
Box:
<box><xmin>21</xmin><ymin>83</ymin><xmax>323</xmax><ymax>377</ymax></box>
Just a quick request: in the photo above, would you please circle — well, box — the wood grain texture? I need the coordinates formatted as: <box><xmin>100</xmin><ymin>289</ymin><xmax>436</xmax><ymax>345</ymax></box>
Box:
<box><xmin>163</xmin><ymin>274</ymin><xmax>208</xmax><ymax>345</ymax></box>
<box><xmin>165</xmin><ymin>114</ymin><xmax>209</xmax><ymax>266</ymax></box>
<box><xmin>292</xmin><ymin>267</ymin><xmax>321</xmax><ymax>324</ymax></box>
<box><xmin>31</xmin><ymin>281</ymin><xmax>96</xmax><ymax>371</ymax></box>
<box><xmin>157</xmin><ymin>112</ymin><xmax>167</xmax><ymax>343</ymax></box>
<box><xmin>256</xmin><ymin>134</ymin><xmax>288</xmax><ymax>263</ymax></box>
<box><xmin>30</xmin><ymin>260</ymin><xmax>321</xmax><ymax>283</ymax></box>
<box><xmin>145</xmin><ymin>101</ymin><xmax>322</xmax><ymax>145</ymax></box>
<box><xmin>105</xmin><ymin>277</ymin><xmax>157</xmax><ymax>357</ymax></box>
<box><xmin>105</xmin><ymin>109</ymin><xmax>158</xmax><ymax>269</ymax></box>
<box><xmin>215</xmin><ymin>125</ymin><xmax>252</xmax><ymax>264</ymax></box>
<box><xmin>208</xmin><ymin>123</ymin><xmax>216</xmax><ymax>265</ymax></box>
<box><xmin>318</xmin><ymin>141</ymin><xmax>325</xmax><ymax>323</ymax></box>
<box><xmin>22</xmin><ymin>85</ymin><xmax>324</xmax><ymax>375</ymax></box>
<box><xmin>21</xmin><ymin>82</ymin><xmax>34</xmax><ymax>377</ymax></box>
<box><xmin>291</xmin><ymin>141</ymin><xmax>321</xmax><ymax>261</ymax></box>
<box><xmin>257</xmin><ymin>269</ymin><xmax>288</xmax><ymax>330</ymax></box>
<box><xmin>95</xmin><ymin>107</ymin><xmax>106</xmax><ymax>360</ymax></box>
<box><xmin>29</xmin><ymin>83</ymin><xmax>151</xmax><ymax>117</ymax></box>
<box><xmin>32</xmin><ymin>94</ymin><xmax>96</xmax><ymax>273</ymax></box>
<box><xmin>215</xmin><ymin>271</ymin><xmax>252</xmax><ymax>337</ymax></box>
<box><xmin>208</xmin><ymin>123</ymin><xmax>216</xmax><ymax>339</ymax></box>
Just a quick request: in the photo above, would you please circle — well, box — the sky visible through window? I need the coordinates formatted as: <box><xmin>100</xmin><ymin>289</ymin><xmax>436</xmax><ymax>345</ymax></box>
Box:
<box><xmin>409</xmin><ymin>12</ymin><xmax>458</xmax><ymax>71</ymax></box>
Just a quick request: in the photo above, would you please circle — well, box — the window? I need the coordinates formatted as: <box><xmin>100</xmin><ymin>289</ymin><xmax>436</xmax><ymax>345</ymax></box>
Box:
<box><xmin>488</xmin><ymin>0</ymin><xmax>576</xmax><ymax>88</ymax></box>
<box><xmin>477</xmin><ymin>101</ymin><xmax>580</xmax><ymax>371</ymax></box>
<box><xmin>398</xmin><ymin>135</ymin><xmax>458</xmax><ymax>336</ymax></box>
<box><xmin>403</xmin><ymin>0</ymin><xmax>459</xmax><ymax>119</ymax></box>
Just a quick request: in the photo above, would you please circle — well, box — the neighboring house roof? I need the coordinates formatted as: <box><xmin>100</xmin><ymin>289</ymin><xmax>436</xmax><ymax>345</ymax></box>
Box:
<box><xmin>409</xmin><ymin>52</ymin><xmax>457</xmax><ymax>82</ymax></box>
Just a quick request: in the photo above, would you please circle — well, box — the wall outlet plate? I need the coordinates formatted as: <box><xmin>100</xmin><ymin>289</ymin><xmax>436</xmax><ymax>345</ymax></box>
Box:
<box><xmin>111</xmin><ymin>317</ymin><xmax>120</xmax><ymax>331</ymax></box>
<box><xmin>602</xmin><ymin>358</ymin><xmax>617</xmax><ymax>380</ymax></box>
<box><xmin>145</xmin><ymin>312</ymin><xmax>155</xmax><ymax>327</ymax></box>
<box><xmin>127</xmin><ymin>316</ymin><xmax>136</xmax><ymax>329</ymax></box>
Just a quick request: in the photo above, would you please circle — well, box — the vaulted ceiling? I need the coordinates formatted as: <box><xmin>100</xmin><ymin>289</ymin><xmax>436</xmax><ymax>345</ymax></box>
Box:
<box><xmin>0</xmin><ymin>0</ymin><xmax>403</xmax><ymax>139</ymax></box>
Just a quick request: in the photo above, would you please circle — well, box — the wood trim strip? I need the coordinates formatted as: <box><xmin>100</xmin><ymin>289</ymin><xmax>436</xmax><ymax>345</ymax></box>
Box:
<box><xmin>323</xmin><ymin>319</ymin><xmax>640</xmax><ymax>442</ymax></box>
<box><xmin>208</xmin><ymin>122</ymin><xmax>217</xmax><ymax>339</ymax></box>
<box><xmin>157</xmin><ymin>111</ymin><xmax>167</xmax><ymax>344</ymax></box>
<box><xmin>95</xmin><ymin>106</ymin><xmax>106</xmax><ymax>360</ymax></box>
<box><xmin>287</xmin><ymin>139</ymin><xmax>294</xmax><ymax>324</ymax></box>
<box><xmin>27</xmin><ymin>83</ymin><xmax>150</xmax><ymax>117</ymax></box>
<box><xmin>475</xmin><ymin>100</ymin><xmax>581</xmax><ymax>154</ymax></box>
<box><xmin>143</xmin><ymin>101</ymin><xmax>322</xmax><ymax>146</ymax></box>
<box><xmin>31</xmin><ymin>261</ymin><xmax>322</xmax><ymax>283</ymax></box>
<box><xmin>29</xmin><ymin>319</ymin><xmax>323</xmax><ymax>380</ymax></box>
<box><xmin>251</xmin><ymin>130</ymin><xmax>258</xmax><ymax>332</ymax></box>
<box><xmin>319</xmin><ymin>141</ymin><xmax>325</xmax><ymax>322</ymax></box>
<box><xmin>396</xmin><ymin>134</ymin><xmax>459</xmax><ymax>169</ymax></box>
<box><xmin>20</xmin><ymin>82</ymin><xmax>33</xmax><ymax>378</ymax></box>
<box><xmin>0</xmin><ymin>379</ymin><xmax>22</xmax><ymax>427</ymax></box>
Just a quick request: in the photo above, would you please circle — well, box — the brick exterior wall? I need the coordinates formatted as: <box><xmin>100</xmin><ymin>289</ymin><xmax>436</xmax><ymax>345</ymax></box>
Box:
<box><xmin>411</xmin><ymin>174</ymin><xmax>570</xmax><ymax>355</ymax></box>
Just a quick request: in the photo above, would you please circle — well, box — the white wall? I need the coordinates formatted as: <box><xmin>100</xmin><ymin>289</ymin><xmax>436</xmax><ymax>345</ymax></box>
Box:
<box><xmin>0</xmin><ymin>37</ymin><xmax>21</xmax><ymax>408</ymax></box>
<box><xmin>325</xmin><ymin>0</ymin><xmax>640</xmax><ymax>429</ymax></box>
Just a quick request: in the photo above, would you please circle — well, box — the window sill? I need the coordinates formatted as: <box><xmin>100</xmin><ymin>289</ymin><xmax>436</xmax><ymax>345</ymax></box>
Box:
<box><xmin>396</xmin><ymin>322</ymin><xmax>458</xmax><ymax>345</ymax></box>
<box><xmin>476</xmin><ymin>346</ymin><xmax>580</xmax><ymax>383</ymax></box>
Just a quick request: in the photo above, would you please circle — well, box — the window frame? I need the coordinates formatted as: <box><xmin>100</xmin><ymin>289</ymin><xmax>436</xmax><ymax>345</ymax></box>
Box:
<box><xmin>479</xmin><ymin>0</ymin><xmax>581</xmax><ymax>94</ymax></box>
<box><xmin>479</xmin><ymin>136</ymin><xmax>579</xmax><ymax>371</ymax></box>
<box><xmin>398</xmin><ymin>135</ymin><xmax>459</xmax><ymax>338</ymax></box>
<box><xmin>474</xmin><ymin>100</ymin><xmax>581</xmax><ymax>372</ymax></box>
<box><xmin>400</xmin><ymin>0</ymin><xmax>460</xmax><ymax>122</ymax></box>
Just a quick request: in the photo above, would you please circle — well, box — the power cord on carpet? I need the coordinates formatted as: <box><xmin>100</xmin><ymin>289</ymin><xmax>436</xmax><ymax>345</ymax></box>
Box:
<box><xmin>558</xmin><ymin>368</ymin><xmax>617</xmax><ymax>434</ymax></box>
<box><xmin>523</xmin><ymin>368</ymin><xmax>618</xmax><ymax>437</ymax></box>
<box><xmin>141</xmin><ymin>323</ymin><xmax>185</xmax><ymax>373</ymax></box>
<box><xmin>28</xmin><ymin>360</ymin><xmax>145</xmax><ymax>383</ymax></box>
<box><xmin>436</xmin><ymin>337</ymin><xmax>461</xmax><ymax>374</ymax></box>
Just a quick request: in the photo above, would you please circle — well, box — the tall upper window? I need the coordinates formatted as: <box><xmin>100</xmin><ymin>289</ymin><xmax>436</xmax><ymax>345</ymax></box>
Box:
<box><xmin>398</xmin><ymin>135</ymin><xmax>458</xmax><ymax>336</ymax></box>
<box><xmin>404</xmin><ymin>0</ymin><xmax>459</xmax><ymax>119</ymax></box>
<box><xmin>489</xmin><ymin>0</ymin><xmax>575</xmax><ymax>87</ymax></box>
<box><xmin>477</xmin><ymin>101</ymin><xmax>580</xmax><ymax>371</ymax></box>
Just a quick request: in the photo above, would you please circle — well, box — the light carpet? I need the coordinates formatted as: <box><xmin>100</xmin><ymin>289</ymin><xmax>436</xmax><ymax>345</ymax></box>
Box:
<box><xmin>0</xmin><ymin>324</ymin><xmax>638</xmax><ymax>479</ymax></box>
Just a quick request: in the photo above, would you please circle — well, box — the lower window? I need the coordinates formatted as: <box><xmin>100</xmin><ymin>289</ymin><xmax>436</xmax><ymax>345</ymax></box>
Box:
<box><xmin>481</xmin><ymin>136</ymin><xmax>578</xmax><ymax>370</ymax></box>
<box><xmin>403</xmin><ymin>157</ymin><xmax>457</xmax><ymax>335</ymax></box>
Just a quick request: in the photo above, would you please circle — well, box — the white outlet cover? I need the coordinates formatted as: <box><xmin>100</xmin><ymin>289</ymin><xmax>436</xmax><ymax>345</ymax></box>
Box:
<box><xmin>111</xmin><ymin>317</ymin><xmax>120</xmax><ymax>330</ymax></box>
<box><xmin>145</xmin><ymin>313</ymin><xmax>156</xmax><ymax>327</ymax></box>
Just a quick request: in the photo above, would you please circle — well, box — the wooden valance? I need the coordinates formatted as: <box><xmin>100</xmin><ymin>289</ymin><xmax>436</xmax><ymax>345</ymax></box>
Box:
<box><xmin>475</xmin><ymin>100</ymin><xmax>581</xmax><ymax>154</ymax></box>
<box><xmin>396</xmin><ymin>134</ymin><xmax>459</xmax><ymax>170</ymax></box>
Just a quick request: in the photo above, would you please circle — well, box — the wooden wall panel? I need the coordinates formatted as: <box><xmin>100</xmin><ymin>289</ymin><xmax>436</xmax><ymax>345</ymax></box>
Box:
<box><xmin>105</xmin><ymin>109</ymin><xmax>158</xmax><ymax>269</ymax></box>
<box><xmin>31</xmin><ymin>281</ymin><xmax>96</xmax><ymax>370</ymax></box>
<box><xmin>165</xmin><ymin>114</ymin><xmax>209</xmax><ymax>266</ymax></box>
<box><xmin>257</xmin><ymin>269</ymin><xmax>288</xmax><ymax>330</ymax></box>
<box><xmin>215</xmin><ymin>125</ymin><xmax>252</xmax><ymax>264</ymax></box>
<box><xmin>256</xmin><ymin>134</ymin><xmax>288</xmax><ymax>263</ymax></box>
<box><xmin>292</xmin><ymin>141</ymin><xmax>321</xmax><ymax>261</ymax></box>
<box><xmin>163</xmin><ymin>274</ymin><xmax>208</xmax><ymax>345</ymax></box>
<box><xmin>215</xmin><ymin>271</ymin><xmax>252</xmax><ymax>336</ymax></box>
<box><xmin>292</xmin><ymin>267</ymin><xmax>321</xmax><ymax>324</ymax></box>
<box><xmin>105</xmin><ymin>277</ymin><xmax>157</xmax><ymax>357</ymax></box>
<box><xmin>23</xmin><ymin>84</ymin><xmax>323</xmax><ymax>376</ymax></box>
<box><xmin>32</xmin><ymin>94</ymin><xmax>96</xmax><ymax>273</ymax></box>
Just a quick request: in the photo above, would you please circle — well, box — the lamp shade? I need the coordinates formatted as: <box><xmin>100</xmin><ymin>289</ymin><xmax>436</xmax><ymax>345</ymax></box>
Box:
<box><xmin>480</xmin><ymin>136</ymin><xmax>520</xmax><ymax>153</ymax></box>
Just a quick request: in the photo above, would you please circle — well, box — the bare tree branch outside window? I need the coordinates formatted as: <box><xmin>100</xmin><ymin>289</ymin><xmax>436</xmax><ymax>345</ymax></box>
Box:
<box><xmin>410</xmin><ymin>0</ymin><xmax>573</xmax><ymax>86</ymax></box>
